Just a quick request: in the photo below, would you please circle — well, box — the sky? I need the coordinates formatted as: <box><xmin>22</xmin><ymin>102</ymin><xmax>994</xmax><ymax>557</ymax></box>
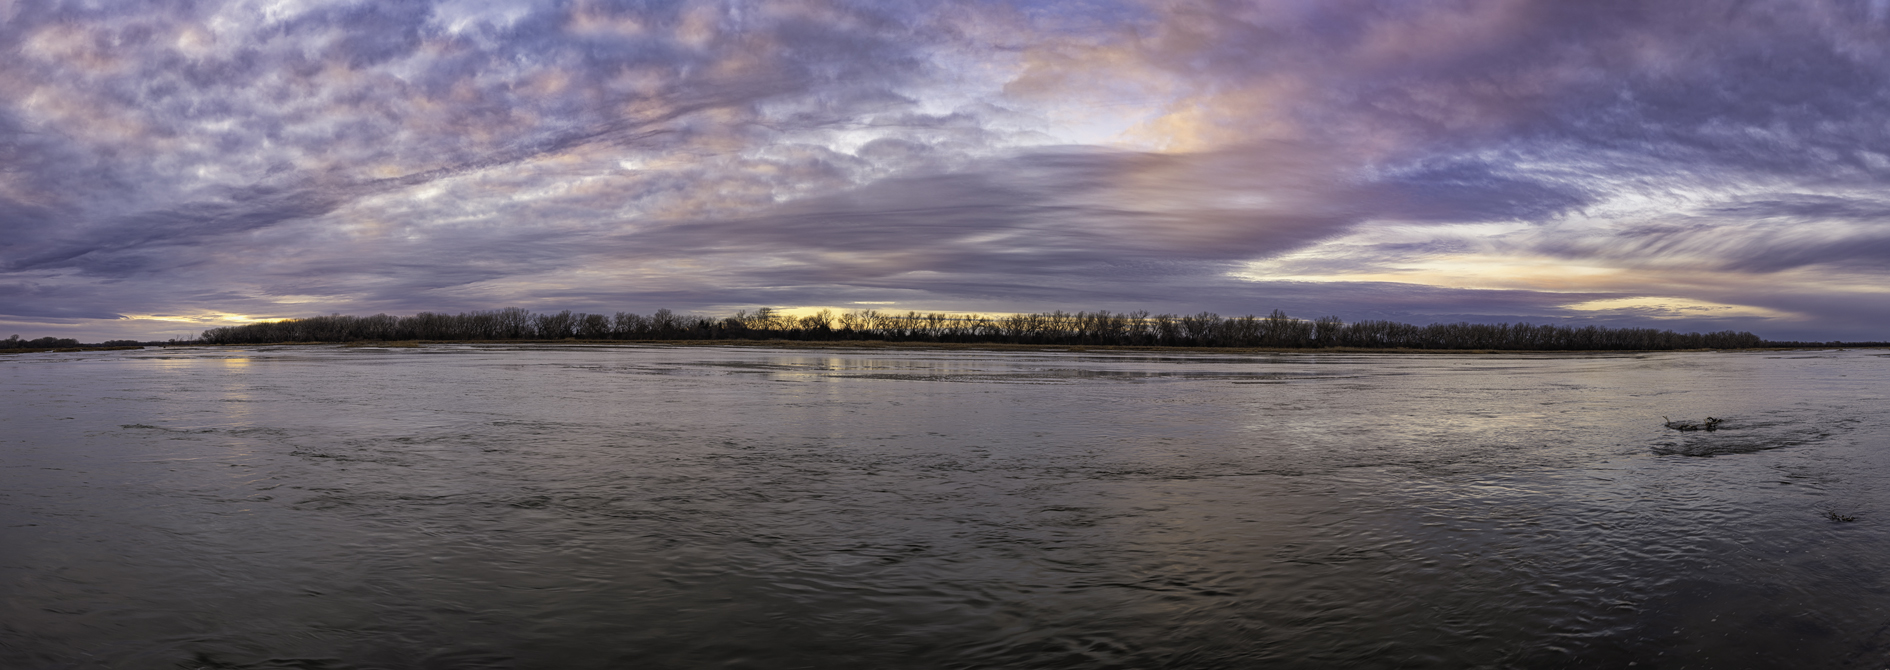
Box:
<box><xmin>4</xmin><ymin>0</ymin><xmax>1889</xmax><ymax>342</ymax></box>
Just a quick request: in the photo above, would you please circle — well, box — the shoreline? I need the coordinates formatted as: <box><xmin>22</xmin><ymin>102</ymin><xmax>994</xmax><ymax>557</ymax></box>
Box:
<box><xmin>0</xmin><ymin>345</ymin><xmax>147</xmax><ymax>356</ymax></box>
<box><xmin>115</xmin><ymin>339</ymin><xmax>1861</xmax><ymax>355</ymax></box>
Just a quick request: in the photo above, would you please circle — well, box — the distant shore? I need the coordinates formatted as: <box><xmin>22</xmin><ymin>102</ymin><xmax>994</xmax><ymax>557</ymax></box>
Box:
<box><xmin>0</xmin><ymin>345</ymin><xmax>147</xmax><ymax>356</ymax></box>
<box><xmin>105</xmin><ymin>339</ymin><xmax>1872</xmax><ymax>355</ymax></box>
<box><xmin>193</xmin><ymin>308</ymin><xmax>1772</xmax><ymax>350</ymax></box>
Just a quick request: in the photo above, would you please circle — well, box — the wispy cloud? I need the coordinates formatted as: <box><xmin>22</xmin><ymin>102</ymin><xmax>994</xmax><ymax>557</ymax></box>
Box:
<box><xmin>3</xmin><ymin>0</ymin><xmax>1889</xmax><ymax>341</ymax></box>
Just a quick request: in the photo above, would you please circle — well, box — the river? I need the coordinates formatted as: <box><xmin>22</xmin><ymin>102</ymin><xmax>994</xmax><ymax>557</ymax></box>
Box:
<box><xmin>2</xmin><ymin>344</ymin><xmax>1885</xmax><ymax>668</ymax></box>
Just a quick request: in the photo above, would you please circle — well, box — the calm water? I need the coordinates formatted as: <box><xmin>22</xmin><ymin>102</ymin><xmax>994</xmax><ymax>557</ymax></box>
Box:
<box><xmin>2</xmin><ymin>345</ymin><xmax>1887</xmax><ymax>669</ymax></box>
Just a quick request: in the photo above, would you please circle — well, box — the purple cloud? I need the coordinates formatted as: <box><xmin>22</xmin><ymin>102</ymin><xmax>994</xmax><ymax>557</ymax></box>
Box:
<box><xmin>2</xmin><ymin>0</ymin><xmax>1888</xmax><ymax>342</ymax></box>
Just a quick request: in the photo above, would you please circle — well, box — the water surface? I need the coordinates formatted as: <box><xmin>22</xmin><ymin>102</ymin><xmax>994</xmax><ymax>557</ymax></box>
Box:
<box><xmin>3</xmin><ymin>345</ymin><xmax>1886</xmax><ymax>668</ymax></box>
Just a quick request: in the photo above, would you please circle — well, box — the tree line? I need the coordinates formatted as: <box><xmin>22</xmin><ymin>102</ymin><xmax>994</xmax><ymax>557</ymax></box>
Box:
<box><xmin>2</xmin><ymin>335</ymin><xmax>147</xmax><ymax>350</ymax></box>
<box><xmin>2</xmin><ymin>335</ymin><xmax>81</xmax><ymax>349</ymax></box>
<box><xmin>194</xmin><ymin>307</ymin><xmax>1769</xmax><ymax>351</ymax></box>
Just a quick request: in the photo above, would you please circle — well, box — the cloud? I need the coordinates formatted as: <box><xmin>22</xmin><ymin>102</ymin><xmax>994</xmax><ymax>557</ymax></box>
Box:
<box><xmin>3</xmin><ymin>0</ymin><xmax>1890</xmax><ymax>342</ymax></box>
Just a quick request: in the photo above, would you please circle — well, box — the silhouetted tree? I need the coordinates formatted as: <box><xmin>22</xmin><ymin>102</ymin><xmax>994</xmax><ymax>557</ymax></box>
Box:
<box><xmin>194</xmin><ymin>307</ymin><xmax>1775</xmax><ymax>351</ymax></box>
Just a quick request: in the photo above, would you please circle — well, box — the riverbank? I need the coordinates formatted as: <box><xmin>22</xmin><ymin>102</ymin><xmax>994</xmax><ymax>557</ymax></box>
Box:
<box><xmin>142</xmin><ymin>339</ymin><xmax>1829</xmax><ymax>355</ymax></box>
<box><xmin>0</xmin><ymin>345</ymin><xmax>147</xmax><ymax>356</ymax></box>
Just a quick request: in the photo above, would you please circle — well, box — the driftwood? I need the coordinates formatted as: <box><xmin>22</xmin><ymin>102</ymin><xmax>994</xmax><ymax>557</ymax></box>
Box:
<box><xmin>1663</xmin><ymin>416</ymin><xmax>1724</xmax><ymax>432</ymax></box>
<box><xmin>1821</xmin><ymin>508</ymin><xmax>1858</xmax><ymax>522</ymax></box>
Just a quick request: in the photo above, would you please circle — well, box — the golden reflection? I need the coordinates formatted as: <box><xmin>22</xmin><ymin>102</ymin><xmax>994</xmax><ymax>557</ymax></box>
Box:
<box><xmin>214</xmin><ymin>357</ymin><xmax>256</xmax><ymax>419</ymax></box>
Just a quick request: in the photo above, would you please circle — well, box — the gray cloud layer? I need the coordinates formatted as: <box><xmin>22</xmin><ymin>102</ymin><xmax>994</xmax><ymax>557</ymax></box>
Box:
<box><xmin>3</xmin><ymin>0</ymin><xmax>1889</xmax><ymax>341</ymax></box>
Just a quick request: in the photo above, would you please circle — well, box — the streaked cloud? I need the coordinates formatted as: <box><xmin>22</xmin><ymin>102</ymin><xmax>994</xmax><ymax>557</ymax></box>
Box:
<box><xmin>3</xmin><ymin>0</ymin><xmax>1888</xmax><ymax>341</ymax></box>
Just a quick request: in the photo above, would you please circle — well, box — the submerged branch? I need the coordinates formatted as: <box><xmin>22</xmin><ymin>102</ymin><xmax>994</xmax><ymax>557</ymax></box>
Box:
<box><xmin>1663</xmin><ymin>416</ymin><xmax>1724</xmax><ymax>432</ymax></box>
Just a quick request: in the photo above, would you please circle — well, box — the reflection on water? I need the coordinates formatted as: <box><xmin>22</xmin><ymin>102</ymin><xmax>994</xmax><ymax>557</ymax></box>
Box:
<box><xmin>2</xmin><ymin>345</ymin><xmax>1887</xmax><ymax>668</ymax></box>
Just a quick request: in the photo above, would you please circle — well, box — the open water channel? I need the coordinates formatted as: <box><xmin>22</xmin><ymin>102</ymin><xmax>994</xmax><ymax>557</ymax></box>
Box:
<box><xmin>1</xmin><ymin>344</ymin><xmax>1887</xmax><ymax>668</ymax></box>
